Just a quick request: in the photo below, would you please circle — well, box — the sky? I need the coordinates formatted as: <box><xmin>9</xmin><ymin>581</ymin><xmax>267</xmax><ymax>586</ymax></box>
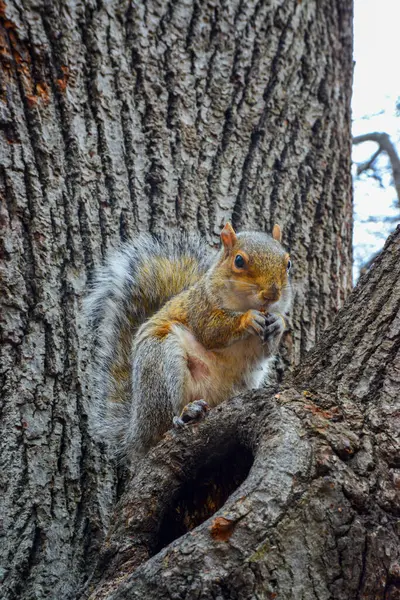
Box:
<box><xmin>352</xmin><ymin>0</ymin><xmax>400</xmax><ymax>279</ymax></box>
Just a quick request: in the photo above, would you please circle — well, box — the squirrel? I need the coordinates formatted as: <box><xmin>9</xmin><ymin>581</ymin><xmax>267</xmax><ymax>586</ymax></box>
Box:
<box><xmin>85</xmin><ymin>222</ymin><xmax>291</xmax><ymax>462</ymax></box>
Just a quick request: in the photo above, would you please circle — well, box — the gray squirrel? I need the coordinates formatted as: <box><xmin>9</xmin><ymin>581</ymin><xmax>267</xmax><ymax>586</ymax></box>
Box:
<box><xmin>85</xmin><ymin>223</ymin><xmax>292</xmax><ymax>462</ymax></box>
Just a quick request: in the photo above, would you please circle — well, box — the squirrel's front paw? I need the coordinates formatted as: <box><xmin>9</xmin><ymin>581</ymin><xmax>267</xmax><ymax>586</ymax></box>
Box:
<box><xmin>173</xmin><ymin>399</ymin><xmax>209</xmax><ymax>429</ymax></box>
<box><xmin>242</xmin><ymin>309</ymin><xmax>267</xmax><ymax>338</ymax></box>
<box><xmin>263</xmin><ymin>313</ymin><xmax>285</xmax><ymax>343</ymax></box>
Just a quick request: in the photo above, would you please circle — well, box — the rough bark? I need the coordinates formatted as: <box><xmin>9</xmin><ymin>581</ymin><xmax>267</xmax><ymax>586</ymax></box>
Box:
<box><xmin>88</xmin><ymin>226</ymin><xmax>400</xmax><ymax>600</ymax></box>
<box><xmin>0</xmin><ymin>1</ymin><xmax>353</xmax><ymax>599</ymax></box>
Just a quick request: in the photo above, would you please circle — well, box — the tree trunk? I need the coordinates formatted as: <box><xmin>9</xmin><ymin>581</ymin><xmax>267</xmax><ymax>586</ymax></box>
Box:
<box><xmin>0</xmin><ymin>1</ymin><xmax>353</xmax><ymax>599</ymax></box>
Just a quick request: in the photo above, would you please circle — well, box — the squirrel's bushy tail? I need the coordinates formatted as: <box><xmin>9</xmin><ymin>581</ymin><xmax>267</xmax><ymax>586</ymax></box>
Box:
<box><xmin>84</xmin><ymin>232</ymin><xmax>214</xmax><ymax>458</ymax></box>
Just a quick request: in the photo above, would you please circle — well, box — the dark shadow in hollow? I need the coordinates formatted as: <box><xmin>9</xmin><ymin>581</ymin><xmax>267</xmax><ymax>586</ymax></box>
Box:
<box><xmin>153</xmin><ymin>443</ymin><xmax>253</xmax><ymax>554</ymax></box>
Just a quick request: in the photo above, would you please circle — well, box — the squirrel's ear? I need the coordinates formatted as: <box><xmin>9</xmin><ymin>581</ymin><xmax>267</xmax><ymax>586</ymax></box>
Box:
<box><xmin>272</xmin><ymin>224</ymin><xmax>282</xmax><ymax>243</ymax></box>
<box><xmin>221</xmin><ymin>222</ymin><xmax>237</xmax><ymax>252</ymax></box>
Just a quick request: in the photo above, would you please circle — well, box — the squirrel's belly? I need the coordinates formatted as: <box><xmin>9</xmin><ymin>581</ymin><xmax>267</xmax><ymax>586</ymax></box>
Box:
<box><xmin>171</xmin><ymin>324</ymin><xmax>267</xmax><ymax>409</ymax></box>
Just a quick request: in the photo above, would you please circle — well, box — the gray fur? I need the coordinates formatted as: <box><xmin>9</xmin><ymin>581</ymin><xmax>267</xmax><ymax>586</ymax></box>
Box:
<box><xmin>84</xmin><ymin>232</ymin><xmax>214</xmax><ymax>461</ymax></box>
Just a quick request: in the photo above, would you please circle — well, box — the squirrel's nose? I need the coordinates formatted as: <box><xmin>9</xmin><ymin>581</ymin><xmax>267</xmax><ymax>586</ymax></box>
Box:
<box><xmin>261</xmin><ymin>284</ymin><xmax>280</xmax><ymax>302</ymax></box>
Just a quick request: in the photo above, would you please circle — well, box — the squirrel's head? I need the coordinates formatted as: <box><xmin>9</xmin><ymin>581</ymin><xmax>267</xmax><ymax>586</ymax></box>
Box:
<box><xmin>217</xmin><ymin>222</ymin><xmax>291</xmax><ymax>312</ymax></box>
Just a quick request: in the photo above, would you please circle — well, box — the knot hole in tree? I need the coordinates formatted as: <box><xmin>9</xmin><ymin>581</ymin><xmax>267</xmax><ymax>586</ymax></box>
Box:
<box><xmin>153</xmin><ymin>442</ymin><xmax>254</xmax><ymax>554</ymax></box>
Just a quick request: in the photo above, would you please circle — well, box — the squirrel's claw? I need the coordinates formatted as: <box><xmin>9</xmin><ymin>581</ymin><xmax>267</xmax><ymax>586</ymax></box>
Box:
<box><xmin>245</xmin><ymin>309</ymin><xmax>267</xmax><ymax>338</ymax></box>
<box><xmin>263</xmin><ymin>313</ymin><xmax>285</xmax><ymax>343</ymax></box>
<box><xmin>173</xmin><ymin>399</ymin><xmax>209</xmax><ymax>429</ymax></box>
<box><xmin>172</xmin><ymin>415</ymin><xmax>186</xmax><ymax>428</ymax></box>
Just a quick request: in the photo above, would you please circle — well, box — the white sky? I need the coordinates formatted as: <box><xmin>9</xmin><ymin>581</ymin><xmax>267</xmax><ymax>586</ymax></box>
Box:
<box><xmin>352</xmin><ymin>0</ymin><xmax>400</xmax><ymax>279</ymax></box>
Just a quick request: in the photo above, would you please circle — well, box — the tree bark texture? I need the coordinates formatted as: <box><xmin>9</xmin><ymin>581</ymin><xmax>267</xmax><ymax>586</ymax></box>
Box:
<box><xmin>0</xmin><ymin>1</ymin><xmax>353</xmax><ymax>599</ymax></box>
<box><xmin>89</xmin><ymin>227</ymin><xmax>400</xmax><ymax>600</ymax></box>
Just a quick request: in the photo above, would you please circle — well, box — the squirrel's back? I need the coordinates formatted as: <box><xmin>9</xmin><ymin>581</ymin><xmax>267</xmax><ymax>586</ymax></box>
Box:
<box><xmin>85</xmin><ymin>232</ymin><xmax>214</xmax><ymax>454</ymax></box>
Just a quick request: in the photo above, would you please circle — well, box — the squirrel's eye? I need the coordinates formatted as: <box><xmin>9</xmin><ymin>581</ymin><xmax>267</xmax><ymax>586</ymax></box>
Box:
<box><xmin>234</xmin><ymin>254</ymin><xmax>245</xmax><ymax>269</ymax></box>
<box><xmin>287</xmin><ymin>260</ymin><xmax>292</xmax><ymax>271</ymax></box>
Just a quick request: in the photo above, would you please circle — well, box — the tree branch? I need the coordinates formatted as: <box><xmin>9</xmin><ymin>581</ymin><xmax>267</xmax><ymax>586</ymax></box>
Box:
<box><xmin>85</xmin><ymin>393</ymin><xmax>310</xmax><ymax>599</ymax></box>
<box><xmin>355</xmin><ymin>146</ymin><xmax>382</xmax><ymax>176</ymax></box>
<box><xmin>353</xmin><ymin>132</ymin><xmax>400</xmax><ymax>207</ymax></box>
<box><xmin>295</xmin><ymin>225</ymin><xmax>400</xmax><ymax>400</ymax></box>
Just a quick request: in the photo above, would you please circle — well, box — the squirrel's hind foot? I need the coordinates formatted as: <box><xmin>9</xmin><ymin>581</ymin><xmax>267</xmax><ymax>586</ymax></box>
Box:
<box><xmin>173</xmin><ymin>399</ymin><xmax>209</xmax><ymax>429</ymax></box>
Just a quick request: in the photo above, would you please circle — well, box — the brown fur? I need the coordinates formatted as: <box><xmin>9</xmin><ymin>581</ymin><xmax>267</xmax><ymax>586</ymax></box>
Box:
<box><xmin>140</xmin><ymin>224</ymin><xmax>290</xmax><ymax>410</ymax></box>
